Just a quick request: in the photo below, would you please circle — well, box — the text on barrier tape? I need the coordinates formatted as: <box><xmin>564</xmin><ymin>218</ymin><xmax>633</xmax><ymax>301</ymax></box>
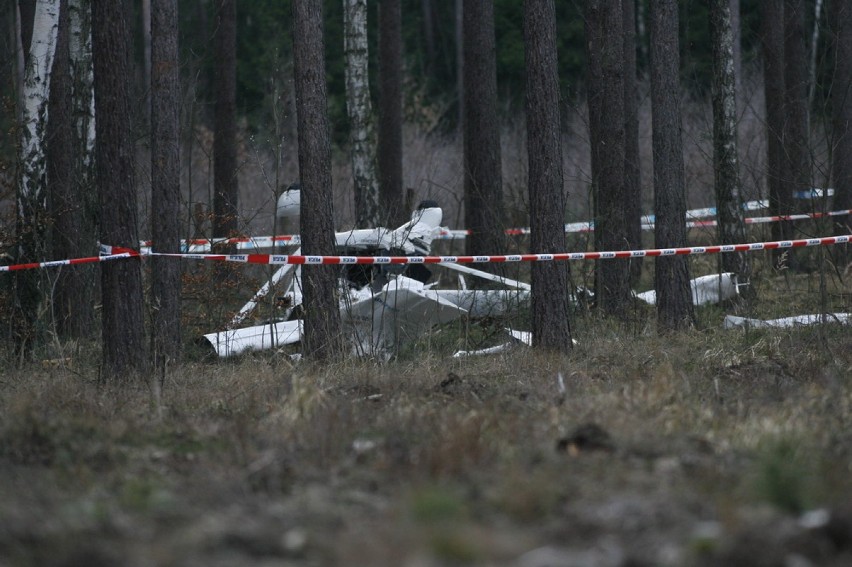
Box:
<box><xmin>142</xmin><ymin>234</ymin><xmax>851</xmax><ymax>266</ymax></box>
<box><xmin>0</xmin><ymin>251</ymin><xmax>139</xmax><ymax>272</ymax></box>
<box><xmin>3</xmin><ymin>234</ymin><xmax>848</xmax><ymax>273</ymax></box>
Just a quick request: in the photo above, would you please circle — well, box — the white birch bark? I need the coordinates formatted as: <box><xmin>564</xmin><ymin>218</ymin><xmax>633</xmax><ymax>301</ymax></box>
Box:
<box><xmin>14</xmin><ymin>2</ymin><xmax>26</xmax><ymax>123</ymax></box>
<box><xmin>18</xmin><ymin>0</ymin><xmax>60</xmax><ymax>255</ymax></box>
<box><xmin>343</xmin><ymin>0</ymin><xmax>380</xmax><ymax>228</ymax></box>
<box><xmin>710</xmin><ymin>0</ymin><xmax>752</xmax><ymax>287</ymax></box>
<box><xmin>14</xmin><ymin>0</ymin><xmax>60</xmax><ymax>356</ymax></box>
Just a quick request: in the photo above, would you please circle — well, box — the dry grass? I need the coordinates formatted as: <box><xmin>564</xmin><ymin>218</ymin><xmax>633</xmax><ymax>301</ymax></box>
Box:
<box><xmin>4</xmin><ymin>70</ymin><xmax>852</xmax><ymax>565</ymax></box>
<box><xmin>2</xmin><ymin>268</ymin><xmax>852</xmax><ymax>566</ymax></box>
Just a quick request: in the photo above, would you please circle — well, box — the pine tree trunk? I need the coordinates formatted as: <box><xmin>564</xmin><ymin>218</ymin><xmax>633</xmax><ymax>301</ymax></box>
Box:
<box><xmin>378</xmin><ymin>0</ymin><xmax>405</xmax><ymax>226</ymax></box>
<box><xmin>455</xmin><ymin>0</ymin><xmax>463</xmax><ymax>132</ymax></box>
<box><xmin>784</xmin><ymin>0</ymin><xmax>811</xmax><ymax>218</ymax></box>
<box><xmin>730</xmin><ymin>0</ymin><xmax>742</xmax><ymax>103</ymax></box>
<box><xmin>709</xmin><ymin>0</ymin><xmax>752</xmax><ymax>287</ymax></box>
<box><xmin>463</xmin><ymin>0</ymin><xmax>505</xmax><ymax>260</ymax></box>
<box><xmin>47</xmin><ymin>0</ymin><xmax>75</xmax><ymax>337</ymax></box>
<box><xmin>15</xmin><ymin>0</ymin><xmax>60</xmax><ymax>359</ymax></box>
<box><xmin>586</xmin><ymin>0</ymin><xmax>631</xmax><ymax>318</ymax></box>
<box><xmin>293</xmin><ymin>0</ymin><xmax>343</xmax><ymax>361</ymax></box>
<box><xmin>831</xmin><ymin>0</ymin><xmax>852</xmax><ymax>265</ymax></box>
<box><xmin>151</xmin><ymin>0</ymin><xmax>181</xmax><ymax>371</ymax></box>
<box><xmin>650</xmin><ymin>0</ymin><xmax>695</xmax><ymax>332</ymax></box>
<box><xmin>47</xmin><ymin>0</ymin><xmax>96</xmax><ymax>340</ymax></box>
<box><xmin>142</xmin><ymin>0</ymin><xmax>151</xmax><ymax>126</ymax></box>
<box><xmin>524</xmin><ymin>0</ymin><xmax>572</xmax><ymax>352</ymax></box>
<box><xmin>623</xmin><ymin>0</ymin><xmax>643</xmax><ymax>285</ymax></box>
<box><xmin>343</xmin><ymin>0</ymin><xmax>380</xmax><ymax>228</ymax></box>
<box><xmin>761</xmin><ymin>0</ymin><xmax>792</xmax><ymax>263</ymax></box>
<box><xmin>92</xmin><ymin>0</ymin><xmax>148</xmax><ymax>376</ymax></box>
<box><xmin>213</xmin><ymin>0</ymin><xmax>238</xmax><ymax>245</ymax></box>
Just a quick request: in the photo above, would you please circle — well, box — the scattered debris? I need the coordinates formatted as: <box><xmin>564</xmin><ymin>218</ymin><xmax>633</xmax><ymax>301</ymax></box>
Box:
<box><xmin>202</xmin><ymin>201</ymin><xmax>530</xmax><ymax>358</ymax></box>
<box><xmin>636</xmin><ymin>272</ymin><xmax>739</xmax><ymax>306</ymax></box>
<box><xmin>724</xmin><ymin>313</ymin><xmax>851</xmax><ymax>329</ymax></box>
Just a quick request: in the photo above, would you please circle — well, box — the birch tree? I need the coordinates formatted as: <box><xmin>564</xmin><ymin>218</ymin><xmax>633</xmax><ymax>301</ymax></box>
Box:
<box><xmin>343</xmin><ymin>0</ymin><xmax>380</xmax><ymax>228</ymax></box>
<box><xmin>15</xmin><ymin>0</ymin><xmax>60</xmax><ymax>358</ymax></box>
<box><xmin>709</xmin><ymin>0</ymin><xmax>752</xmax><ymax>289</ymax></box>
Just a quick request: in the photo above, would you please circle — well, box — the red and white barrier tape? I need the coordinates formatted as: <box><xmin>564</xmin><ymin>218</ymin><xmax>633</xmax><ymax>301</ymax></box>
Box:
<box><xmin>140</xmin><ymin>234</ymin><xmax>851</xmax><ymax>266</ymax></box>
<box><xmin>445</xmin><ymin>209</ymin><xmax>852</xmax><ymax>238</ymax></box>
<box><xmin>0</xmin><ymin>251</ymin><xmax>139</xmax><ymax>272</ymax></box>
<box><xmin>2</xmin><ymin>233</ymin><xmax>848</xmax><ymax>273</ymax></box>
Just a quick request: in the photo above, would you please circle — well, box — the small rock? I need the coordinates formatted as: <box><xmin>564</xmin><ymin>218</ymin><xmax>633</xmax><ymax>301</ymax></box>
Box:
<box><xmin>556</xmin><ymin>422</ymin><xmax>614</xmax><ymax>455</ymax></box>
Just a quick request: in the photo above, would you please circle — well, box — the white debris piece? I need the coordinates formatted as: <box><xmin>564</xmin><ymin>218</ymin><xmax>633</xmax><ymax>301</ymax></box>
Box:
<box><xmin>203</xmin><ymin>320</ymin><xmax>303</xmax><ymax>358</ymax></box>
<box><xmin>343</xmin><ymin>275</ymin><xmax>467</xmax><ymax>355</ymax></box>
<box><xmin>636</xmin><ymin>273</ymin><xmax>738</xmax><ymax>306</ymax></box>
<box><xmin>724</xmin><ymin>313</ymin><xmax>851</xmax><ymax>329</ymax></box>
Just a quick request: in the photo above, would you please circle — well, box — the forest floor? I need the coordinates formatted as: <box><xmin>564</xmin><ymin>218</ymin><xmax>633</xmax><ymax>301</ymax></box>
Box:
<box><xmin>1</xmin><ymin>261</ymin><xmax>852</xmax><ymax>566</ymax></box>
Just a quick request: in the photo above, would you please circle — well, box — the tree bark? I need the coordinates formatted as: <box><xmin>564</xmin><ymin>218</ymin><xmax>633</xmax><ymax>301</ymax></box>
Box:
<box><xmin>730</xmin><ymin>0</ymin><xmax>741</xmax><ymax>104</ymax></box>
<box><xmin>783</xmin><ymin>0</ymin><xmax>811</xmax><ymax>213</ymax></box>
<box><xmin>831</xmin><ymin>0</ymin><xmax>852</xmax><ymax>265</ymax></box>
<box><xmin>92</xmin><ymin>0</ymin><xmax>148</xmax><ymax>376</ymax></box>
<box><xmin>213</xmin><ymin>0</ymin><xmax>238</xmax><ymax>244</ymax></box>
<box><xmin>650</xmin><ymin>0</ymin><xmax>695</xmax><ymax>332</ymax></box>
<box><xmin>19</xmin><ymin>0</ymin><xmax>37</xmax><ymax>67</ymax></box>
<box><xmin>15</xmin><ymin>0</ymin><xmax>60</xmax><ymax>359</ymax></box>
<box><xmin>378</xmin><ymin>0</ymin><xmax>405</xmax><ymax>226</ymax></box>
<box><xmin>293</xmin><ymin>0</ymin><xmax>343</xmax><ymax>360</ymax></box>
<box><xmin>142</xmin><ymin>0</ymin><xmax>151</xmax><ymax>126</ymax></box>
<box><xmin>586</xmin><ymin>0</ymin><xmax>631</xmax><ymax>318</ymax></box>
<box><xmin>709</xmin><ymin>0</ymin><xmax>752</xmax><ymax>287</ymax></box>
<box><xmin>51</xmin><ymin>0</ymin><xmax>98</xmax><ymax>339</ymax></box>
<box><xmin>809</xmin><ymin>0</ymin><xmax>824</xmax><ymax>106</ymax></box>
<box><xmin>455</xmin><ymin>0</ymin><xmax>463</xmax><ymax>131</ymax></box>
<box><xmin>463</xmin><ymin>0</ymin><xmax>505</xmax><ymax>260</ymax></box>
<box><xmin>623</xmin><ymin>0</ymin><xmax>642</xmax><ymax>285</ymax></box>
<box><xmin>151</xmin><ymin>0</ymin><xmax>181</xmax><ymax>371</ymax></box>
<box><xmin>761</xmin><ymin>0</ymin><xmax>793</xmax><ymax>263</ymax></box>
<box><xmin>343</xmin><ymin>0</ymin><xmax>380</xmax><ymax>228</ymax></box>
<box><xmin>524</xmin><ymin>0</ymin><xmax>572</xmax><ymax>352</ymax></box>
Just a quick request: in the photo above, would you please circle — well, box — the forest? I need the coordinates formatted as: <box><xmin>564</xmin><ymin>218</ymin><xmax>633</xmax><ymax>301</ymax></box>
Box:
<box><xmin>1</xmin><ymin>0</ymin><xmax>852</xmax><ymax>565</ymax></box>
<box><xmin>0</xmin><ymin>0</ymin><xmax>848</xmax><ymax>363</ymax></box>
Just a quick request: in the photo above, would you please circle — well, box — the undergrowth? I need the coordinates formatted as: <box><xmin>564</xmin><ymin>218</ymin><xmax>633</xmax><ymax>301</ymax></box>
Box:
<box><xmin>1</xmin><ymin>263</ymin><xmax>851</xmax><ymax>565</ymax></box>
